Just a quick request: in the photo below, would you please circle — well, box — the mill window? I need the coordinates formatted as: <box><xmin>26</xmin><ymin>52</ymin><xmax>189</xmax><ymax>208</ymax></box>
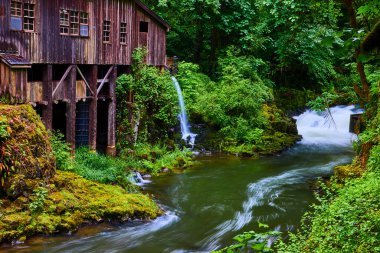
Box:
<box><xmin>120</xmin><ymin>22</ymin><xmax>127</xmax><ymax>44</ymax></box>
<box><xmin>10</xmin><ymin>1</ymin><xmax>34</xmax><ymax>32</ymax></box>
<box><xmin>79</xmin><ymin>12</ymin><xmax>89</xmax><ymax>37</ymax></box>
<box><xmin>60</xmin><ymin>9</ymin><xmax>89</xmax><ymax>37</ymax></box>
<box><xmin>139</xmin><ymin>21</ymin><xmax>148</xmax><ymax>33</ymax></box>
<box><xmin>59</xmin><ymin>10</ymin><xmax>69</xmax><ymax>34</ymax></box>
<box><xmin>70</xmin><ymin>11</ymin><xmax>79</xmax><ymax>35</ymax></box>
<box><xmin>103</xmin><ymin>20</ymin><xmax>111</xmax><ymax>43</ymax></box>
<box><xmin>23</xmin><ymin>3</ymin><xmax>34</xmax><ymax>31</ymax></box>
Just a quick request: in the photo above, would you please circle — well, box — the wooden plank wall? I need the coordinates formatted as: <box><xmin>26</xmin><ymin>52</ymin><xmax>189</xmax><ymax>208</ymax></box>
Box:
<box><xmin>0</xmin><ymin>62</ymin><xmax>27</xmax><ymax>101</ymax></box>
<box><xmin>0</xmin><ymin>0</ymin><xmax>167</xmax><ymax>66</ymax></box>
<box><xmin>135</xmin><ymin>6</ymin><xmax>167</xmax><ymax>66</ymax></box>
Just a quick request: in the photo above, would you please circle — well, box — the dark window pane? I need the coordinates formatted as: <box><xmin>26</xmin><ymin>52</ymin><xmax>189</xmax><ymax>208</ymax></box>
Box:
<box><xmin>139</xmin><ymin>21</ymin><xmax>148</xmax><ymax>33</ymax></box>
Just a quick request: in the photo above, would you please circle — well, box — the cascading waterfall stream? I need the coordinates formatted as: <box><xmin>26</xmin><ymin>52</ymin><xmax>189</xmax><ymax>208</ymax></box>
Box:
<box><xmin>171</xmin><ymin>76</ymin><xmax>197</xmax><ymax>147</ymax></box>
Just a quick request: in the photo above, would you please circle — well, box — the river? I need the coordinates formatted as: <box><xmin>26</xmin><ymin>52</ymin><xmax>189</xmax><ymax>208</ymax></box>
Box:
<box><xmin>3</xmin><ymin>106</ymin><xmax>360</xmax><ymax>253</ymax></box>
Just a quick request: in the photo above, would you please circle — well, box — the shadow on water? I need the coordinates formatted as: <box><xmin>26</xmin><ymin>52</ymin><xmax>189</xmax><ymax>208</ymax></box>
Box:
<box><xmin>1</xmin><ymin>106</ymin><xmax>358</xmax><ymax>253</ymax></box>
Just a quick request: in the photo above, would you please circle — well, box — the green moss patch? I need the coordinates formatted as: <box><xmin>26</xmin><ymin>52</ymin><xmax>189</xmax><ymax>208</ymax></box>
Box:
<box><xmin>0</xmin><ymin>170</ymin><xmax>161</xmax><ymax>244</ymax></box>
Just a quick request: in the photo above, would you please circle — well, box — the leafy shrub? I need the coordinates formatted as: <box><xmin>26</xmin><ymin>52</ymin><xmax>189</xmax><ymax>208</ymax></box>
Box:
<box><xmin>0</xmin><ymin>115</ymin><xmax>10</xmax><ymax>142</ymax></box>
<box><xmin>50</xmin><ymin>131</ymin><xmax>73</xmax><ymax>170</ymax></box>
<box><xmin>116</xmin><ymin>48</ymin><xmax>178</xmax><ymax>148</ymax></box>
<box><xmin>214</xmin><ymin>224</ymin><xmax>281</xmax><ymax>253</ymax></box>
<box><xmin>29</xmin><ymin>187</ymin><xmax>48</xmax><ymax>214</ymax></box>
<box><xmin>178</xmin><ymin>48</ymin><xmax>273</xmax><ymax>144</ymax></box>
<box><xmin>120</xmin><ymin>143</ymin><xmax>193</xmax><ymax>174</ymax></box>
<box><xmin>72</xmin><ymin>148</ymin><xmax>130</xmax><ymax>184</ymax></box>
<box><xmin>0</xmin><ymin>105</ymin><xmax>55</xmax><ymax>197</ymax></box>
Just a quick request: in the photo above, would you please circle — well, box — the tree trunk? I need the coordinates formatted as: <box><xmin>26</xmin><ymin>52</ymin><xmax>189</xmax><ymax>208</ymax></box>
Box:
<box><xmin>343</xmin><ymin>0</ymin><xmax>370</xmax><ymax>106</ymax></box>
<box><xmin>132</xmin><ymin>109</ymin><xmax>141</xmax><ymax>146</ymax></box>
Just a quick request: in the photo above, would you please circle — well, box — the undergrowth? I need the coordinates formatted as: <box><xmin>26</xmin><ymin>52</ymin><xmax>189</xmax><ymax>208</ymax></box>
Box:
<box><xmin>51</xmin><ymin>132</ymin><xmax>193</xmax><ymax>191</ymax></box>
<box><xmin>275</xmin><ymin>143</ymin><xmax>380</xmax><ymax>252</ymax></box>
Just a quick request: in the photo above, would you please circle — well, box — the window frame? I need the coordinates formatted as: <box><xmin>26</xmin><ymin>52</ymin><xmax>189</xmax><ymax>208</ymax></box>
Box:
<box><xmin>60</xmin><ymin>9</ymin><xmax>89</xmax><ymax>38</ymax></box>
<box><xmin>120</xmin><ymin>22</ymin><xmax>127</xmax><ymax>45</ymax></box>
<box><xmin>23</xmin><ymin>2</ymin><xmax>35</xmax><ymax>31</ymax></box>
<box><xmin>103</xmin><ymin>20</ymin><xmax>111</xmax><ymax>43</ymax></box>
<box><xmin>10</xmin><ymin>0</ymin><xmax>35</xmax><ymax>32</ymax></box>
<box><xmin>79</xmin><ymin>12</ymin><xmax>89</xmax><ymax>37</ymax></box>
<box><xmin>59</xmin><ymin>9</ymin><xmax>69</xmax><ymax>35</ymax></box>
<box><xmin>69</xmin><ymin>11</ymin><xmax>79</xmax><ymax>36</ymax></box>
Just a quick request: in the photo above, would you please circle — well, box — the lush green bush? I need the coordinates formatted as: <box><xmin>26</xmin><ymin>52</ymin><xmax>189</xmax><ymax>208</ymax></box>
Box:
<box><xmin>178</xmin><ymin>48</ymin><xmax>273</xmax><ymax>144</ymax></box>
<box><xmin>213</xmin><ymin>223</ymin><xmax>281</xmax><ymax>253</ymax></box>
<box><xmin>51</xmin><ymin>139</ymin><xmax>193</xmax><ymax>190</ymax></box>
<box><xmin>0</xmin><ymin>104</ymin><xmax>55</xmax><ymax>197</ymax></box>
<box><xmin>116</xmin><ymin>48</ymin><xmax>178</xmax><ymax>149</ymax></box>
<box><xmin>119</xmin><ymin>143</ymin><xmax>193</xmax><ymax>175</ymax></box>
<box><xmin>50</xmin><ymin>131</ymin><xmax>73</xmax><ymax>170</ymax></box>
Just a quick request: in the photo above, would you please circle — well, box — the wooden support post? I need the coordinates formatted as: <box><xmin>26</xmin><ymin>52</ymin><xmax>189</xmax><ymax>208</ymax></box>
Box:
<box><xmin>89</xmin><ymin>65</ymin><xmax>98</xmax><ymax>151</ymax></box>
<box><xmin>106</xmin><ymin>65</ymin><xmax>117</xmax><ymax>156</ymax></box>
<box><xmin>66</xmin><ymin>65</ymin><xmax>77</xmax><ymax>152</ymax></box>
<box><xmin>42</xmin><ymin>64</ymin><xmax>53</xmax><ymax>130</ymax></box>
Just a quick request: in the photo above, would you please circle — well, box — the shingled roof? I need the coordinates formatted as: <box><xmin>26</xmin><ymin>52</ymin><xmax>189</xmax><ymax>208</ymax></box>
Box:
<box><xmin>0</xmin><ymin>53</ymin><xmax>31</xmax><ymax>68</ymax></box>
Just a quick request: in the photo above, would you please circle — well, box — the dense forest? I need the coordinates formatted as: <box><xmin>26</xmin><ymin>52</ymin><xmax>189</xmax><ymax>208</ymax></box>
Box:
<box><xmin>118</xmin><ymin>0</ymin><xmax>380</xmax><ymax>252</ymax></box>
<box><xmin>1</xmin><ymin>0</ymin><xmax>380</xmax><ymax>251</ymax></box>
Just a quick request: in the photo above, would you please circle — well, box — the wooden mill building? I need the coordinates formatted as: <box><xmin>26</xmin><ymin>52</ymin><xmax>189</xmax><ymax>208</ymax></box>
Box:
<box><xmin>0</xmin><ymin>0</ymin><xmax>169</xmax><ymax>155</ymax></box>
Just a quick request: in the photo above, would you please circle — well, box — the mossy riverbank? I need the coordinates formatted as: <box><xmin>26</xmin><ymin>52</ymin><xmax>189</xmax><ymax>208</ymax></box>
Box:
<box><xmin>0</xmin><ymin>170</ymin><xmax>161</xmax><ymax>244</ymax></box>
<box><xmin>0</xmin><ymin>104</ymin><xmax>161</xmax><ymax>244</ymax></box>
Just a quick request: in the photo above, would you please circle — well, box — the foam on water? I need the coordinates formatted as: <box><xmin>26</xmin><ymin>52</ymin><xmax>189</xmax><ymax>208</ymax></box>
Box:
<box><xmin>295</xmin><ymin>105</ymin><xmax>361</xmax><ymax>146</ymax></box>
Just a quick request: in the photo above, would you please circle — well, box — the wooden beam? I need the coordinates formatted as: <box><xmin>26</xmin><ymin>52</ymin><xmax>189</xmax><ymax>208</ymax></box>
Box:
<box><xmin>76</xmin><ymin>65</ymin><xmax>95</xmax><ymax>96</ymax></box>
<box><xmin>42</xmin><ymin>64</ymin><xmax>53</xmax><ymax>130</ymax></box>
<box><xmin>52</xmin><ymin>65</ymin><xmax>72</xmax><ymax>98</ymax></box>
<box><xmin>89</xmin><ymin>65</ymin><xmax>98</xmax><ymax>151</ymax></box>
<box><xmin>66</xmin><ymin>65</ymin><xmax>77</xmax><ymax>152</ymax></box>
<box><xmin>97</xmin><ymin>66</ymin><xmax>114</xmax><ymax>95</ymax></box>
<box><xmin>106</xmin><ymin>66</ymin><xmax>117</xmax><ymax>156</ymax></box>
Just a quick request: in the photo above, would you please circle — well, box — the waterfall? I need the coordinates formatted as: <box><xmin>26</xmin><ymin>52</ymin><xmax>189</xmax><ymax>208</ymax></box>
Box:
<box><xmin>171</xmin><ymin>76</ymin><xmax>197</xmax><ymax>146</ymax></box>
<box><xmin>129</xmin><ymin>171</ymin><xmax>151</xmax><ymax>186</ymax></box>
<box><xmin>294</xmin><ymin>105</ymin><xmax>362</xmax><ymax>146</ymax></box>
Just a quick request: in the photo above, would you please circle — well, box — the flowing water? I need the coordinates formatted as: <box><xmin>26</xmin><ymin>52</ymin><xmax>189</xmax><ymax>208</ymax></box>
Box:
<box><xmin>2</xmin><ymin>106</ymin><xmax>360</xmax><ymax>253</ymax></box>
<box><xmin>171</xmin><ymin>76</ymin><xmax>196</xmax><ymax>146</ymax></box>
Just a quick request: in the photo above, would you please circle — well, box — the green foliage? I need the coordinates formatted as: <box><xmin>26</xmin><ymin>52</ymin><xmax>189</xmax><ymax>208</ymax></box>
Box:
<box><xmin>119</xmin><ymin>143</ymin><xmax>193</xmax><ymax>175</ymax></box>
<box><xmin>67</xmin><ymin>147</ymin><xmax>138</xmax><ymax>191</ymax></box>
<box><xmin>277</xmin><ymin>119</ymin><xmax>380</xmax><ymax>253</ymax></box>
<box><xmin>50</xmin><ymin>131</ymin><xmax>72</xmax><ymax>170</ymax></box>
<box><xmin>116</xmin><ymin>48</ymin><xmax>178</xmax><ymax>148</ymax></box>
<box><xmin>214</xmin><ymin>224</ymin><xmax>281</xmax><ymax>253</ymax></box>
<box><xmin>276</xmin><ymin>162</ymin><xmax>380</xmax><ymax>252</ymax></box>
<box><xmin>29</xmin><ymin>187</ymin><xmax>48</xmax><ymax>214</ymax></box>
<box><xmin>0</xmin><ymin>115</ymin><xmax>10</xmax><ymax>142</ymax></box>
<box><xmin>0</xmin><ymin>104</ymin><xmax>55</xmax><ymax>196</ymax></box>
<box><xmin>180</xmin><ymin>48</ymin><xmax>273</xmax><ymax>143</ymax></box>
<box><xmin>307</xmin><ymin>91</ymin><xmax>340</xmax><ymax>112</ymax></box>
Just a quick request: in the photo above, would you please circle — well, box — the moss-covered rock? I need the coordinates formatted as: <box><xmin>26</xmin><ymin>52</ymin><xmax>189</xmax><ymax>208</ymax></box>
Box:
<box><xmin>0</xmin><ymin>104</ymin><xmax>55</xmax><ymax>198</ymax></box>
<box><xmin>0</xmin><ymin>171</ymin><xmax>162</xmax><ymax>244</ymax></box>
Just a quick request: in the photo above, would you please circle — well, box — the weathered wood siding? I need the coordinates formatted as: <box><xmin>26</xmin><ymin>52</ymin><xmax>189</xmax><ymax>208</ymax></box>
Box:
<box><xmin>136</xmin><ymin>6</ymin><xmax>167</xmax><ymax>66</ymax></box>
<box><xmin>0</xmin><ymin>0</ymin><xmax>167</xmax><ymax>66</ymax></box>
<box><xmin>0</xmin><ymin>62</ymin><xmax>27</xmax><ymax>99</ymax></box>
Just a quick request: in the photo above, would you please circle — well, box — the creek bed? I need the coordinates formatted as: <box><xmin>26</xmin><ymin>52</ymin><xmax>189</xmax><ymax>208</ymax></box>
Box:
<box><xmin>1</xmin><ymin>106</ymin><xmax>359</xmax><ymax>253</ymax></box>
